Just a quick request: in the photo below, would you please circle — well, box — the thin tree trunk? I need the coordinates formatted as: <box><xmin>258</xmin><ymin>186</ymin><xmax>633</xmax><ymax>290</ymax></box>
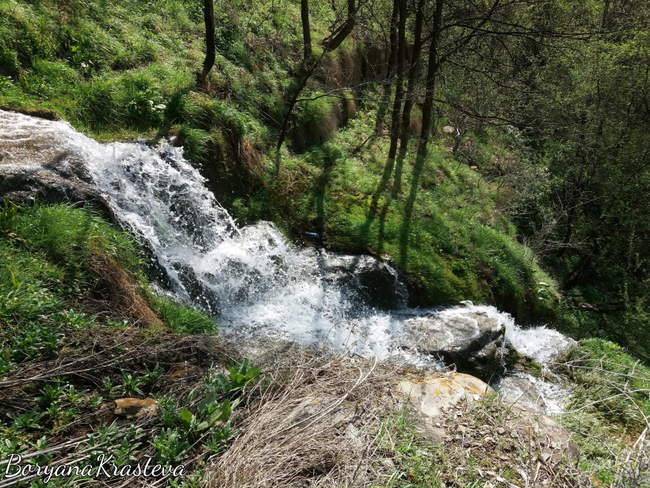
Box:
<box><xmin>417</xmin><ymin>0</ymin><xmax>444</xmax><ymax>157</ymax></box>
<box><xmin>326</xmin><ymin>0</ymin><xmax>356</xmax><ymax>52</ymax></box>
<box><xmin>386</xmin><ymin>0</ymin><xmax>399</xmax><ymax>79</ymax></box>
<box><xmin>200</xmin><ymin>0</ymin><xmax>216</xmax><ymax>89</ymax></box>
<box><xmin>387</xmin><ymin>0</ymin><xmax>407</xmax><ymax>162</ymax></box>
<box><xmin>277</xmin><ymin>0</ymin><xmax>358</xmax><ymax>152</ymax></box>
<box><xmin>301</xmin><ymin>0</ymin><xmax>312</xmax><ymax>59</ymax></box>
<box><xmin>373</xmin><ymin>0</ymin><xmax>400</xmax><ymax>135</ymax></box>
<box><xmin>398</xmin><ymin>0</ymin><xmax>425</xmax><ymax>155</ymax></box>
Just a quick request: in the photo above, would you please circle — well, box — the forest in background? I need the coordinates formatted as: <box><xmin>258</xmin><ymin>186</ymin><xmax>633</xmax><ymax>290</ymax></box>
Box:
<box><xmin>1</xmin><ymin>0</ymin><xmax>650</xmax><ymax>361</ymax></box>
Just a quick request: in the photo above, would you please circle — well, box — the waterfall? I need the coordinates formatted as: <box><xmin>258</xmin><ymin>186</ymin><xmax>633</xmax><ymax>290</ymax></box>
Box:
<box><xmin>0</xmin><ymin>110</ymin><xmax>575</xmax><ymax>412</ymax></box>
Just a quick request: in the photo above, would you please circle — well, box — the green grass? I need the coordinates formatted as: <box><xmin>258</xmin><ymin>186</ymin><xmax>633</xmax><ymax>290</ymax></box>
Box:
<box><xmin>15</xmin><ymin>203</ymin><xmax>142</xmax><ymax>275</ymax></box>
<box><xmin>148</xmin><ymin>293</ymin><xmax>218</xmax><ymax>335</ymax></box>
<box><xmin>0</xmin><ymin>203</ymin><xmax>218</xmax><ymax>378</ymax></box>
<box><xmin>555</xmin><ymin>338</ymin><xmax>650</xmax><ymax>480</ymax></box>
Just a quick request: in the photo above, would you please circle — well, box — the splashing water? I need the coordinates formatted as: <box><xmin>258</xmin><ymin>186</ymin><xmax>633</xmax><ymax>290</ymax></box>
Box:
<box><xmin>0</xmin><ymin>110</ymin><xmax>575</xmax><ymax>388</ymax></box>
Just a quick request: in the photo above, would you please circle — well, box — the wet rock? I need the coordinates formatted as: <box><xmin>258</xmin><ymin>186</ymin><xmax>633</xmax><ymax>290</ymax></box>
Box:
<box><xmin>398</xmin><ymin>306</ymin><xmax>506</xmax><ymax>379</ymax></box>
<box><xmin>0</xmin><ymin>110</ymin><xmax>110</xmax><ymax>212</ymax></box>
<box><xmin>495</xmin><ymin>372</ymin><xmax>571</xmax><ymax>415</ymax></box>
<box><xmin>114</xmin><ymin>398</ymin><xmax>158</xmax><ymax>418</ymax></box>
<box><xmin>314</xmin><ymin>250</ymin><xmax>408</xmax><ymax>310</ymax></box>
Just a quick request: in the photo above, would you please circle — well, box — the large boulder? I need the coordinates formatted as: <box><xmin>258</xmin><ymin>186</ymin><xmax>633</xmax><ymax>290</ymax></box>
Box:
<box><xmin>0</xmin><ymin>110</ymin><xmax>108</xmax><ymax>211</ymax></box>
<box><xmin>398</xmin><ymin>304</ymin><xmax>506</xmax><ymax>379</ymax></box>
<box><xmin>314</xmin><ymin>250</ymin><xmax>409</xmax><ymax>310</ymax></box>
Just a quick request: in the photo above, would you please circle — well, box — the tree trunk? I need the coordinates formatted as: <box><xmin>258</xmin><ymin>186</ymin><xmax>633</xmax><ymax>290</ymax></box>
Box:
<box><xmin>277</xmin><ymin>0</ymin><xmax>358</xmax><ymax>152</ymax></box>
<box><xmin>200</xmin><ymin>0</ymin><xmax>216</xmax><ymax>89</ymax></box>
<box><xmin>386</xmin><ymin>0</ymin><xmax>399</xmax><ymax>79</ymax></box>
<box><xmin>301</xmin><ymin>0</ymin><xmax>312</xmax><ymax>60</ymax></box>
<box><xmin>398</xmin><ymin>0</ymin><xmax>425</xmax><ymax>155</ymax></box>
<box><xmin>373</xmin><ymin>0</ymin><xmax>400</xmax><ymax>135</ymax></box>
<box><xmin>325</xmin><ymin>0</ymin><xmax>356</xmax><ymax>53</ymax></box>
<box><xmin>417</xmin><ymin>0</ymin><xmax>444</xmax><ymax>157</ymax></box>
<box><xmin>387</xmin><ymin>0</ymin><xmax>407</xmax><ymax>162</ymax></box>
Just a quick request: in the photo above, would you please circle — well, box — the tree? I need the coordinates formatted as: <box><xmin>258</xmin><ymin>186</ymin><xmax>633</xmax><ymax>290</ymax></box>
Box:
<box><xmin>199</xmin><ymin>0</ymin><xmax>216</xmax><ymax>89</ymax></box>
<box><xmin>301</xmin><ymin>0</ymin><xmax>312</xmax><ymax>60</ymax></box>
<box><xmin>276</xmin><ymin>0</ymin><xmax>361</xmax><ymax>151</ymax></box>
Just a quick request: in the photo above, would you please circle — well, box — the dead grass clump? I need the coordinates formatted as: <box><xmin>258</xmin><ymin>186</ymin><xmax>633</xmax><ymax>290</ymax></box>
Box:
<box><xmin>90</xmin><ymin>253</ymin><xmax>162</xmax><ymax>327</ymax></box>
<box><xmin>241</xmin><ymin>138</ymin><xmax>266</xmax><ymax>185</ymax></box>
<box><xmin>210</xmin><ymin>354</ymin><xmax>404</xmax><ymax>488</ymax></box>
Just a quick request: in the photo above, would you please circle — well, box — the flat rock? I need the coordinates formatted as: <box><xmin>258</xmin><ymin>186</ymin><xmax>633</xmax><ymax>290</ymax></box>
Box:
<box><xmin>114</xmin><ymin>398</ymin><xmax>158</xmax><ymax>418</ymax></box>
<box><xmin>397</xmin><ymin>372</ymin><xmax>578</xmax><ymax>462</ymax></box>
<box><xmin>397</xmin><ymin>373</ymin><xmax>493</xmax><ymax>420</ymax></box>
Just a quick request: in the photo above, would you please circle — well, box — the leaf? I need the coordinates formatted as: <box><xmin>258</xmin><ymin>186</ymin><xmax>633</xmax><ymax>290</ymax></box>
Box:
<box><xmin>198</xmin><ymin>399</ymin><xmax>231</xmax><ymax>431</ymax></box>
<box><xmin>198</xmin><ymin>392</ymin><xmax>217</xmax><ymax>414</ymax></box>
<box><xmin>245</xmin><ymin>368</ymin><xmax>261</xmax><ymax>381</ymax></box>
<box><xmin>179</xmin><ymin>407</ymin><xmax>193</xmax><ymax>430</ymax></box>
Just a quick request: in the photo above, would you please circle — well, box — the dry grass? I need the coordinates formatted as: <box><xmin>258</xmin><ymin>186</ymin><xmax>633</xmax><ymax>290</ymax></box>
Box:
<box><xmin>90</xmin><ymin>254</ymin><xmax>162</xmax><ymax>327</ymax></box>
<box><xmin>208</xmin><ymin>354</ymin><xmax>411</xmax><ymax>487</ymax></box>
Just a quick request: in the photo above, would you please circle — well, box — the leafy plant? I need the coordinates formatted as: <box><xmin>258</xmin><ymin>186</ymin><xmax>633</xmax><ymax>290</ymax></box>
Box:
<box><xmin>0</xmin><ymin>350</ymin><xmax>14</xmax><ymax>375</ymax></box>
<box><xmin>103</xmin><ymin>378</ymin><xmax>121</xmax><ymax>397</ymax></box>
<box><xmin>144</xmin><ymin>364</ymin><xmax>164</xmax><ymax>389</ymax></box>
<box><xmin>8</xmin><ymin>408</ymin><xmax>44</xmax><ymax>430</ymax></box>
<box><xmin>65</xmin><ymin>385</ymin><xmax>88</xmax><ymax>404</ymax></box>
<box><xmin>122</xmin><ymin>371</ymin><xmax>144</xmax><ymax>396</ymax></box>
<box><xmin>11</xmin><ymin>325</ymin><xmax>62</xmax><ymax>363</ymax></box>
<box><xmin>0</xmin><ymin>199</ymin><xmax>18</xmax><ymax>236</ymax></box>
<box><xmin>152</xmin><ymin>428</ymin><xmax>190</xmax><ymax>465</ymax></box>
<box><xmin>205</xmin><ymin>421</ymin><xmax>240</xmax><ymax>456</ymax></box>
<box><xmin>37</xmin><ymin>383</ymin><xmax>65</xmax><ymax>407</ymax></box>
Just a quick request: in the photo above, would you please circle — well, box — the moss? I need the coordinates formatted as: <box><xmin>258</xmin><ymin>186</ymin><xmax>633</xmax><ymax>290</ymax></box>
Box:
<box><xmin>503</xmin><ymin>345</ymin><xmax>543</xmax><ymax>378</ymax></box>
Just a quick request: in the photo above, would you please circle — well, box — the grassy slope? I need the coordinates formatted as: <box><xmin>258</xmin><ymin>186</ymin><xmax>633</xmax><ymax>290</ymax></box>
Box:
<box><xmin>0</xmin><ymin>0</ymin><xmax>562</xmax><ymax>323</ymax></box>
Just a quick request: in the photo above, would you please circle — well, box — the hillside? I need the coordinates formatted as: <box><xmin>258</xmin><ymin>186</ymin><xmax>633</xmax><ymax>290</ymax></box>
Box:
<box><xmin>1</xmin><ymin>0</ymin><xmax>650</xmax><ymax>486</ymax></box>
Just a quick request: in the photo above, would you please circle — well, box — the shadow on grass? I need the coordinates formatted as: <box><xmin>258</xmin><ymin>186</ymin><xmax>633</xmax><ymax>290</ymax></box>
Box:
<box><xmin>398</xmin><ymin>148</ymin><xmax>427</xmax><ymax>269</ymax></box>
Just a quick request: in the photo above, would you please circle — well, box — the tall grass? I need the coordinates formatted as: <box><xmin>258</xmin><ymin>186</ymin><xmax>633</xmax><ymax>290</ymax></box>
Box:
<box><xmin>15</xmin><ymin>203</ymin><xmax>141</xmax><ymax>276</ymax></box>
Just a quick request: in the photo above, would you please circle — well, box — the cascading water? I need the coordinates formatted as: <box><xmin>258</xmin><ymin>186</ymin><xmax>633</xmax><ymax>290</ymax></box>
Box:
<box><xmin>1</xmin><ymin>110</ymin><xmax>576</xmax><ymax>412</ymax></box>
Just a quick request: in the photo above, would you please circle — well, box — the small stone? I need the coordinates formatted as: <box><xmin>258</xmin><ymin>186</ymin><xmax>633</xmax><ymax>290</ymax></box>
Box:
<box><xmin>114</xmin><ymin>398</ymin><xmax>158</xmax><ymax>418</ymax></box>
<box><xmin>497</xmin><ymin>427</ymin><xmax>506</xmax><ymax>435</ymax></box>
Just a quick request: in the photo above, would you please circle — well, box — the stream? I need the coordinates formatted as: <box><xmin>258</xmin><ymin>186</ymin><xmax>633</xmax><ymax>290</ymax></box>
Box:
<box><xmin>0</xmin><ymin>109</ymin><xmax>575</xmax><ymax>414</ymax></box>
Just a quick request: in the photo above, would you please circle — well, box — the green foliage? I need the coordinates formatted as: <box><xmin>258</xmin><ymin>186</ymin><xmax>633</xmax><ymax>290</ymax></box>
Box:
<box><xmin>148</xmin><ymin>293</ymin><xmax>219</xmax><ymax>334</ymax></box>
<box><xmin>556</xmin><ymin>339</ymin><xmax>650</xmax><ymax>459</ymax></box>
<box><xmin>0</xmin><ymin>199</ymin><xmax>18</xmax><ymax>236</ymax></box>
<box><xmin>9</xmin><ymin>324</ymin><xmax>61</xmax><ymax>363</ymax></box>
<box><xmin>36</xmin><ymin>384</ymin><xmax>65</xmax><ymax>408</ymax></box>
<box><xmin>204</xmin><ymin>359</ymin><xmax>261</xmax><ymax>396</ymax></box>
<box><xmin>8</xmin><ymin>408</ymin><xmax>44</xmax><ymax>431</ymax></box>
<box><xmin>152</xmin><ymin>428</ymin><xmax>191</xmax><ymax>465</ymax></box>
<box><xmin>121</xmin><ymin>371</ymin><xmax>145</xmax><ymax>396</ymax></box>
<box><xmin>15</xmin><ymin>203</ymin><xmax>141</xmax><ymax>275</ymax></box>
